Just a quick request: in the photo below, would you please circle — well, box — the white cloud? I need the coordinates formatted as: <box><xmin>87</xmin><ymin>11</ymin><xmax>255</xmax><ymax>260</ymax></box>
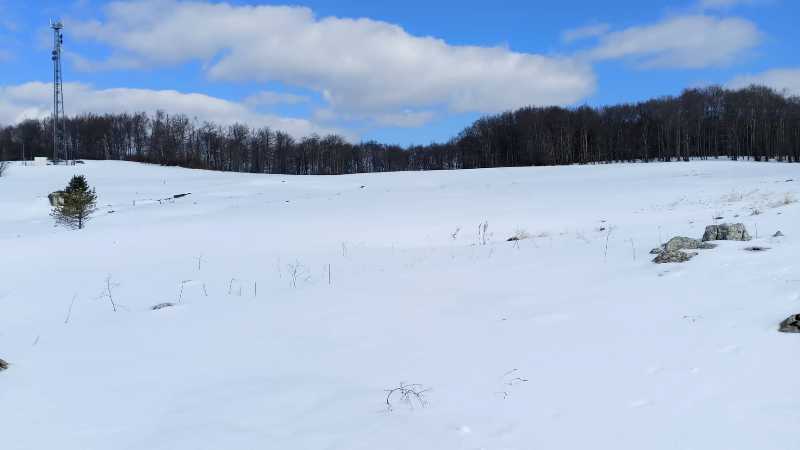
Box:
<box><xmin>0</xmin><ymin>82</ymin><xmax>347</xmax><ymax>139</ymax></box>
<box><xmin>586</xmin><ymin>15</ymin><xmax>761</xmax><ymax>69</ymax></box>
<box><xmin>244</xmin><ymin>90</ymin><xmax>309</xmax><ymax>106</ymax></box>
<box><xmin>728</xmin><ymin>68</ymin><xmax>800</xmax><ymax>96</ymax></box>
<box><xmin>373</xmin><ymin>111</ymin><xmax>437</xmax><ymax>128</ymax></box>
<box><xmin>698</xmin><ymin>0</ymin><xmax>763</xmax><ymax>10</ymax></box>
<box><xmin>69</xmin><ymin>0</ymin><xmax>595</xmax><ymax>121</ymax></box>
<box><xmin>561</xmin><ymin>23</ymin><xmax>610</xmax><ymax>44</ymax></box>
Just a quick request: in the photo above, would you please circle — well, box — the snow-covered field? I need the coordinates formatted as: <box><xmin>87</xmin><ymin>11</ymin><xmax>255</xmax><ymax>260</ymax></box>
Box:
<box><xmin>0</xmin><ymin>160</ymin><xmax>798</xmax><ymax>450</ymax></box>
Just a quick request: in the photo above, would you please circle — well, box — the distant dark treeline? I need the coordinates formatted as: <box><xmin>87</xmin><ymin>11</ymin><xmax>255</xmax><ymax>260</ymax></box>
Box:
<box><xmin>2</xmin><ymin>85</ymin><xmax>799</xmax><ymax>174</ymax></box>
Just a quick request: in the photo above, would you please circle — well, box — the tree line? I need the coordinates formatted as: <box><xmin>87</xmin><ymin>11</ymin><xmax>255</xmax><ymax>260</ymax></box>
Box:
<box><xmin>1</xmin><ymin>85</ymin><xmax>799</xmax><ymax>174</ymax></box>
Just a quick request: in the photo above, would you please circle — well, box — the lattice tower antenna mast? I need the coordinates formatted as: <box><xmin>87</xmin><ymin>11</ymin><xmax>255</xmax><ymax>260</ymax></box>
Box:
<box><xmin>51</xmin><ymin>20</ymin><xmax>68</xmax><ymax>163</ymax></box>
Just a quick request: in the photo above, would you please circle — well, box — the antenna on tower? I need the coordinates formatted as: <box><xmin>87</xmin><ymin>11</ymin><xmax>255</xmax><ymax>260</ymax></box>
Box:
<box><xmin>50</xmin><ymin>19</ymin><xmax>69</xmax><ymax>165</ymax></box>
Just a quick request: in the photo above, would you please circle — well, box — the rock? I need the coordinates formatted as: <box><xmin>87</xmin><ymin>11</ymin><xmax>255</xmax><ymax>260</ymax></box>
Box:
<box><xmin>652</xmin><ymin>250</ymin><xmax>698</xmax><ymax>264</ymax></box>
<box><xmin>773</xmin><ymin>231</ymin><xmax>784</xmax><ymax>237</ymax></box>
<box><xmin>702</xmin><ymin>223</ymin><xmax>751</xmax><ymax>242</ymax></box>
<box><xmin>664</xmin><ymin>236</ymin><xmax>717</xmax><ymax>252</ymax></box>
<box><xmin>151</xmin><ymin>302</ymin><xmax>176</xmax><ymax>311</ymax></box>
<box><xmin>0</xmin><ymin>358</ymin><xmax>7</xmax><ymax>371</ymax></box>
<box><xmin>48</xmin><ymin>190</ymin><xmax>66</xmax><ymax>207</ymax></box>
<box><xmin>651</xmin><ymin>236</ymin><xmax>716</xmax><ymax>255</ymax></box>
<box><xmin>779</xmin><ymin>314</ymin><xmax>800</xmax><ymax>333</ymax></box>
<box><xmin>744</xmin><ymin>246</ymin><xmax>770</xmax><ymax>252</ymax></box>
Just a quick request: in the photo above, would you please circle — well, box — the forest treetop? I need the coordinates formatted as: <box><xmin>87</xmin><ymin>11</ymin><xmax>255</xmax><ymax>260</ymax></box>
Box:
<box><xmin>2</xmin><ymin>84</ymin><xmax>799</xmax><ymax>175</ymax></box>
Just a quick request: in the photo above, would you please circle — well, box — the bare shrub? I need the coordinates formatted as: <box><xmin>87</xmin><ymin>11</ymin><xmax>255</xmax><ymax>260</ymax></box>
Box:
<box><xmin>477</xmin><ymin>221</ymin><xmax>490</xmax><ymax>245</ymax></box>
<box><xmin>287</xmin><ymin>260</ymin><xmax>310</xmax><ymax>288</ymax></box>
<box><xmin>0</xmin><ymin>161</ymin><xmax>9</xmax><ymax>177</ymax></box>
<box><xmin>98</xmin><ymin>275</ymin><xmax>119</xmax><ymax>312</ymax></box>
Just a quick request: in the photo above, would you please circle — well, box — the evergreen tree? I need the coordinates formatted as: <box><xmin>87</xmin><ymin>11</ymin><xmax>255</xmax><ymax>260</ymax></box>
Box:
<box><xmin>51</xmin><ymin>175</ymin><xmax>97</xmax><ymax>229</ymax></box>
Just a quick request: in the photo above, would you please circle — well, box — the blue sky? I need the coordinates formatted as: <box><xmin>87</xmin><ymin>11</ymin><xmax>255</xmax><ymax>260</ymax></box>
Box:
<box><xmin>0</xmin><ymin>0</ymin><xmax>798</xmax><ymax>145</ymax></box>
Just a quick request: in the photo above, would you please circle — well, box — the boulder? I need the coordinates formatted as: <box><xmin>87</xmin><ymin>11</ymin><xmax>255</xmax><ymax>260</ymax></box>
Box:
<box><xmin>151</xmin><ymin>302</ymin><xmax>176</xmax><ymax>311</ymax></box>
<box><xmin>773</xmin><ymin>231</ymin><xmax>784</xmax><ymax>238</ymax></box>
<box><xmin>779</xmin><ymin>314</ymin><xmax>800</xmax><ymax>333</ymax></box>
<box><xmin>653</xmin><ymin>250</ymin><xmax>698</xmax><ymax>264</ymax></box>
<box><xmin>651</xmin><ymin>236</ymin><xmax>716</xmax><ymax>254</ymax></box>
<box><xmin>0</xmin><ymin>358</ymin><xmax>7</xmax><ymax>371</ymax></box>
<box><xmin>48</xmin><ymin>190</ymin><xmax>66</xmax><ymax>207</ymax></box>
<box><xmin>702</xmin><ymin>223</ymin><xmax>751</xmax><ymax>242</ymax></box>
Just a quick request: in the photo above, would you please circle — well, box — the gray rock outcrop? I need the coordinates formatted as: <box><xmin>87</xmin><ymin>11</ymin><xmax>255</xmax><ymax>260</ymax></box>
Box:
<box><xmin>779</xmin><ymin>314</ymin><xmax>800</xmax><ymax>333</ymax></box>
<box><xmin>652</xmin><ymin>250</ymin><xmax>698</xmax><ymax>264</ymax></box>
<box><xmin>702</xmin><ymin>223</ymin><xmax>751</xmax><ymax>242</ymax></box>
<box><xmin>48</xmin><ymin>191</ymin><xmax>66</xmax><ymax>207</ymax></box>
<box><xmin>652</xmin><ymin>236</ymin><xmax>717</xmax><ymax>254</ymax></box>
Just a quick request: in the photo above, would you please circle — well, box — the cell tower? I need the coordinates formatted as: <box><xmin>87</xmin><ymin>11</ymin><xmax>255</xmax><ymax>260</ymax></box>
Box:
<box><xmin>51</xmin><ymin>20</ymin><xmax>68</xmax><ymax>164</ymax></box>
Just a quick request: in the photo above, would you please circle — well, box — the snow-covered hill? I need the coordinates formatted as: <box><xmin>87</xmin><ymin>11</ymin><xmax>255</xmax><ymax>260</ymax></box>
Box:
<box><xmin>0</xmin><ymin>160</ymin><xmax>798</xmax><ymax>450</ymax></box>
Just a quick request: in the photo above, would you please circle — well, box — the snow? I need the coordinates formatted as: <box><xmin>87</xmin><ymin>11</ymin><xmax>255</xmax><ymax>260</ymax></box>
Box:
<box><xmin>0</xmin><ymin>160</ymin><xmax>798</xmax><ymax>450</ymax></box>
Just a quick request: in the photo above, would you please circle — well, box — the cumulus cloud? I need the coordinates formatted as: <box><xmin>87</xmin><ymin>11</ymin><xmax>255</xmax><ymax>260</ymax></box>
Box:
<box><xmin>69</xmin><ymin>0</ymin><xmax>595</xmax><ymax>121</ymax></box>
<box><xmin>561</xmin><ymin>23</ymin><xmax>610</xmax><ymax>44</ymax></box>
<box><xmin>586</xmin><ymin>15</ymin><xmax>761</xmax><ymax>69</ymax></box>
<box><xmin>698</xmin><ymin>0</ymin><xmax>763</xmax><ymax>10</ymax></box>
<box><xmin>0</xmin><ymin>82</ymin><xmax>345</xmax><ymax>139</ymax></box>
<box><xmin>728</xmin><ymin>68</ymin><xmax>800</xmax><ymax>96</ymax></box>
<box><xmin>244</xmin><ymin>90</ymin><xmax>310</xmax><ymax>106</ymax></box>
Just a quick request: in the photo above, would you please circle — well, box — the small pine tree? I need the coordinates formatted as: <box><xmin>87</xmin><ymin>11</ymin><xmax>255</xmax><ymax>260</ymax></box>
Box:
<box><xmin>51</xmin><ymin>175</ymin><xmax>97</xmax><ymax>229</ymax></box>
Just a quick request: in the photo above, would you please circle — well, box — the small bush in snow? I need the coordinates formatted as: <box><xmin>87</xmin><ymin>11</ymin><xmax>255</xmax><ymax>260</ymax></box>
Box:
<box><xmin>51</xmin><ymin>175</ymin><xmax>97</xmax><ymax>230</ymax></box>
<box><xmin>0</xmin><ymin>358</ymin><xmax>8</xmax><ymax>371</ymax></box>
<box><xmin>0</xmin><ymin>161</ymin><xmax>9</xmax><ymax>177</ymax></box>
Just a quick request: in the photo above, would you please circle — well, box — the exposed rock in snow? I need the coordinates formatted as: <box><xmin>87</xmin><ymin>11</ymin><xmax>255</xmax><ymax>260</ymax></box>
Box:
<box><xmin>651</xmin><ymin>236</ymin><xmax>716</xmax><ymax>254</ymax></box>
<box><xmin>151</xmin><ymin>302</ymin><xmax>176</xmax><ymax>311</ymax></box>
<box><xmin>779</xmin><ymin>314</ymin><xmax>800</xmax><ymax>333</ymax></box>
<box><xmin>0</xmin><ymin>358</ymin><xmax>8</xmax><ymax>371</ymax></box>
<box><xmin>773</xmin><ymin>231</ymin><xmax>784</xmax><ymax>237</ymax></box>
<box><xmin>702</xmin><ymin>223</ymin><xmax>751</xmax><ymax>242</ymax></box>
<box><xmin>652</xmin><ymin>250</ymin><xmax>698</xmax><ymax>264</ymax></box>
<box><xmin>48</xmin><ymin>191</ymin><xmax>66</xmax><ymax>207</ymax></box>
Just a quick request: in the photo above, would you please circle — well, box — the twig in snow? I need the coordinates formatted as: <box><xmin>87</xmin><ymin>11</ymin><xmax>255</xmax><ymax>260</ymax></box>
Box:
<box><xmin>99</xmin><ymin>275</ymin><xmax>119</xmax><ymax>312</ymax></box>
<box><xmin>178</xmin><ymin>280</ymin><xmax>192</xmax><ymax>303</ymax></box>
<box><xmin>228</xmin><ymin>278</ymin><xmax>236</xmax><ymax>295</ymax></box>
<box><xmin>64</xmin><ymin>293</ymin><xmax>77</xmax><ymax>324</ymax></box>
<box><xmin>477</xmin><ymin>221</ymin><xmax>490</xmax><ymax>245</ymax></box>
<box><xmin>385</xmin><ymin>383</ymin><xmax>430</xmax><ymax>411</ymax></box>
<box><xmin>286</xmin><ymin>261</ymin><xmax>309</xmax><ymax>288</ymax></box>
<box><xmin>628</xmin><ymin>238</ymin><xmax>637</xmax><ymax>261</ymax></box>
